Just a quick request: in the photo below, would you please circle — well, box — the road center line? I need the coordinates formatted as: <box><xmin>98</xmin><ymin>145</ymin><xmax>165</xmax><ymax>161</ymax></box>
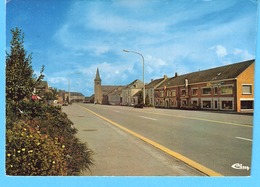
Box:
<box><xmin>139</xmin><ymin>116</ymin><xmax>157</xmax><ymax>121</ymax></box>
<box><xmin>142</xmin><ymin>111</ymin><xmax>252</xmax><ymax>128</ymax></box>
<box><xmin>79</xmin><ymin>105</ymin><xmax>223</xmax><ymax>176</ymax></box>
<box><xmin>235</xmin><ymin>137</ymin><xmax>253</xmax><ymax>142</ymax></box>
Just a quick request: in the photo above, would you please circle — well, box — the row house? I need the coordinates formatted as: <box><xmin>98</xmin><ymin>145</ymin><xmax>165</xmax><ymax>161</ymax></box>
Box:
<box><xmin>154</xmin><ymin>60</ymin><xmax>254</xmax><ymax>112</ymax></box>
<box><xmin>145</xmin><ymin>75</ymin><xmax>168</xmax><ymax>106</ymax></box>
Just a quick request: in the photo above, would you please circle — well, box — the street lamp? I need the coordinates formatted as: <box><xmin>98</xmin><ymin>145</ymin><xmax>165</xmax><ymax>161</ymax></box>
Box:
<box><xmin>123</xmin><ymin>49</ymin><xmax>145</xmax><ymax>105</ymax></box>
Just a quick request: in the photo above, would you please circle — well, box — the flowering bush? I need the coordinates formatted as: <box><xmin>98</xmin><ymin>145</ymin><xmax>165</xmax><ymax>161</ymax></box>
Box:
<box><xmin>6</xmin><ymin>121</ymin><xmax>67</xmax><ymax>175</ymax></box>
<box><xmin>6</xmin><ymin>27</ymin><xmax>93</xmax><ymax>176</ymax></box>
<box><xmin>6</xmin><ymin>100</ymin><xmax>93</xmax><ymax>175</ymax></box>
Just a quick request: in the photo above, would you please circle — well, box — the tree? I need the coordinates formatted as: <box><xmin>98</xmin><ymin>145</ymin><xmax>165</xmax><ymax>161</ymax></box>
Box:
<box><xmin>6</xmin><ymin>27</ymin><xmax>44</xmax><ymax>102</ymax></box>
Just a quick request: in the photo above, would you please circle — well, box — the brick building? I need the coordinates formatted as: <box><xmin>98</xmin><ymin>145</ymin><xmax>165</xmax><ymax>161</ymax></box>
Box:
<box><xmin>154</xmin><ymin>60</ymin><xmax>254</xmax><ymax>112</ymax></box>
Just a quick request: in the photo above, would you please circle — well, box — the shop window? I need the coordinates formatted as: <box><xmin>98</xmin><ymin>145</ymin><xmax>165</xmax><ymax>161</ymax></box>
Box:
<box><xmin>221</xmin><ymin>101</ymin><xmax>233</xmax><ymax>110</ymax></box>
<box><xmin>192</xmin><ymin>100</ymin><xmax>198</xmax><ymax>107</ymax></box>
<box><xmin>241</xmin><ymin>100</ymin><xmax>254</xmax><ymax>109</ymax></box>
<box><xmin>242</xmin><ymin>85</ymin><xmax>252</xmax><ymax>95</ymax></box>
<box><xmin>202</xmin><ymin>87</ymin><xmax>211</xmax><ymax>95</ymax></box>
<box><xmin>202</xmin><ymin>100</ymin><xmax>211</xmax><ymax>108</ymax></box>
<box><xmin>221</xmin><ymin>86</ymin><xmax>233</xmax><ymax>94</ymax></box>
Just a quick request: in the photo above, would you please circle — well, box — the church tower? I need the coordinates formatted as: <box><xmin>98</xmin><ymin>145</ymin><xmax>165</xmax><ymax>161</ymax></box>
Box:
<box><xmin>94</xmin><ymin>68</ymin><xmax>102</xmax><ymax>104</ymax></box>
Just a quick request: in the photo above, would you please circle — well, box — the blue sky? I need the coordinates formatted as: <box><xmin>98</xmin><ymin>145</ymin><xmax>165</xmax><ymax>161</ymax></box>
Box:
<box><xmin>6</xmin><ymin>0</ymin><xmax>258</xmax><ymax>96</ymax></box>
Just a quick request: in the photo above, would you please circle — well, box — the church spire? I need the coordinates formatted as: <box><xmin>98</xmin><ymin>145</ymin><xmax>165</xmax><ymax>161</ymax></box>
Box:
<box><xmin>95</xmin><ymin>68</ymin><xmax>101</xmax><ymax>81</ymax></box>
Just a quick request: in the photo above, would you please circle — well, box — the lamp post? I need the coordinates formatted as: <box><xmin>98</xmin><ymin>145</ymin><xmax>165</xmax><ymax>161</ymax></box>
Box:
<box><xmin>123</xmin><ymin>49</ymin><xmax>145</xmax><ymax>105</ymax></box>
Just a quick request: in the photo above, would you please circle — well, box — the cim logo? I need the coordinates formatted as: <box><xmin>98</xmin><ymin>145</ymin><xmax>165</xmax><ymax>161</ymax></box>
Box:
<box><xmin>231</xmin><ymin>163</ymin><xmax>250</xmax><ymax>171</ymax></box>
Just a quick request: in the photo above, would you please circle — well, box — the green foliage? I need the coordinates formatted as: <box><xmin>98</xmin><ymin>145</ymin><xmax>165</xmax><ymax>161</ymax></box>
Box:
<box><xmin>6</xmin><ymin>121</ymin><xmax>68</xmax><ymax>175</ymax></box>
<box><xmin>6</xmin><ymin>28</ymin><xmax>35</xmax><ymax>102</ymax></box>
<box><xmin>6</xmin><ymin>28</ymin><xmax>93</xmax><ymax>175</ymax></box>
<box><xmin>6</xmin><ymin>97</ymin><xmax>93</xmax><ymax>176</ymax></box>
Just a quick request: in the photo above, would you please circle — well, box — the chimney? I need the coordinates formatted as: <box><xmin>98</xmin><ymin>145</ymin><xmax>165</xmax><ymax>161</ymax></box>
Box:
<box><xmin>164</xmin><ymin>75</ymin><xmax>168</xmax><ymax>79</ymax></box>
<box><xmin>175</xmin><ymin>72</ymin><xmax>178</xmax><ymax>77</ymax></box>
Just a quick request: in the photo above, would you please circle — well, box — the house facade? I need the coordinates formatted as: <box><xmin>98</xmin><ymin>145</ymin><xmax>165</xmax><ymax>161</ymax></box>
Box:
<box><xmin>108</xmin><ymin>86</ymin><xmax>124</xmax><ymax>105</ymax></box>
<box><xmin>154</xmin><ymin>60</ymin><xmax>254</xmax><ymax>112</ymax></box>
<box><xmin>121</xmin><ymin>79</ymin><xmax>143</xmax><ymax>106</ymax></box>
<box><xmin>145</xmin><ymin>75</ymin><xmax>168</xmax><ymax>106</ymax></box>
<box><xmin>69</xmin><ymin>92</ymin><xmax>85</xmax><ymax>102</ymax></box>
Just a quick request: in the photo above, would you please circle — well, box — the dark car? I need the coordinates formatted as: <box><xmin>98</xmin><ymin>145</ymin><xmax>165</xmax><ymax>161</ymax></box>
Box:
<box><xmin>134</xmin><ymin>103</ymin><xmax>144</xmax><ymax>108</ymax></box>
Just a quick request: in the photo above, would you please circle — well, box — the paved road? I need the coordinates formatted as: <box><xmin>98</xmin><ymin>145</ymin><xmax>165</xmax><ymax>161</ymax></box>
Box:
<box><xmin>63</xmin><ymin>103</ymin><xmax>253</xmax><ymax>176</ymax></box>
<box><xmin>62</xmin><ymin>104</ymin><xmax>203</xmax><ymax>176</ymax></box>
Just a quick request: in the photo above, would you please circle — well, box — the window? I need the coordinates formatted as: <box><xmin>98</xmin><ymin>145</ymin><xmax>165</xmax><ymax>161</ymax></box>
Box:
<box><xmin>202</xmin><ymin>87</ymin><xmax>211</xmax><ymax>95</ymax></box>
<box><xmin>182</xmin><ymin>100</ymin><xmax>187</xmax><ymax>106</ymax></box>
<box><xmin>241</xmin><ymin>100</ymin><xmax>254</xmax><ymax>109</ymax></box>
<box><xmin>181</xmin><ymin>89</ymin><xmax>186</xmax><ymax>96</ymax></box>
<box><xmin>214</xmin><ymin>87</ymin><xmax>218</xmax><ymax>95</ymax></box>
<box><xmin>192</xmin><ymin>100</ymin><xmax>198</xmax><ymax>106</ymax></box>
<box><xmin>171</xmin><ymin>90</ymin><xmax>176</xmax><ymax>97</ymax></box>
<box><xmin>192</xmin><ymin>88</ymin><xmax>198</xmax><ymax>96</ymax></box>
<box><xmin>202</xmin><ymin>100</ymin><xmax>211</xmax><ymax>108</ymax></box>
<box><xmin>221</xmin><ymin>86</ymin><xmax>233</xmax><ymax>94</ymax></box>
<box><xmin>242</xmin><ymin>85</ymin><xmax>252</xmax><ymax>94</ymax></box>
<box><xmin>167</xmin><ymin>90</ymin><xmax>171</xmax><ymax>97</ymax></box>
<box><xmin>160</xmin><ymin>91</ymin><xmax>164</xmax><ymax>97</ymax></box>
<box><xmin>221</xmin><ymin>101</ymin><xmax>233</xmax><ymax>110</ymax></box>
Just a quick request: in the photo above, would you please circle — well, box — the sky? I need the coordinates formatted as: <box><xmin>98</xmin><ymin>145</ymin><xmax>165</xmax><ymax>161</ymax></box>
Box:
<box><xmin>6</xmin><ymin>0</ymin><xmax>259</xmax><ymax>96</ymax></box>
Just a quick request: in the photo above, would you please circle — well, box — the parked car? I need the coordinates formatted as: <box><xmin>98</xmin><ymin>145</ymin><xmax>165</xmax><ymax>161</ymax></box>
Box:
<box><xmin>134</xmin><ymin>103</ymin><xmax>144</xmax><ymax>108</ymax></box>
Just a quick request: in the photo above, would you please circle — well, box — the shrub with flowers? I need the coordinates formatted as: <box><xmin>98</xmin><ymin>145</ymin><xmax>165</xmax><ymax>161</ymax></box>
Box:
<box><xmin>6</xmin><ymin>121</ymin><xmax>67</xmax><ymax>175</ymax></box>
<box><xmin>6</xmin><ymin>28</ymin><xmax>93</xmax><ymax>175</ymax></box>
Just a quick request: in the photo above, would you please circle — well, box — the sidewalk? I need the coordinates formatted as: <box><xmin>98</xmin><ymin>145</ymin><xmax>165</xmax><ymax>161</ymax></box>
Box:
<box><xmin>62</xmin><ymin>104</ymin><xmax>203</xmax><ymax>176</ymax></box>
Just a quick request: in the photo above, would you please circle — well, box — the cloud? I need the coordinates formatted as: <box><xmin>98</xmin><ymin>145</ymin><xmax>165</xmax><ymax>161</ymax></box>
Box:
<box><xmin>210</xmin><ymin>45</ymin><xmax>228</xmax><ymax>58</ymax></box>
<box><xmin>47</xmin><ymin>0</ymin><xmax>256</xmax><ymax>96</ymax></box>
<box><xmin>233</xmin><ymin>48</ymin><xmax>254</xmax><ymax>60</ymax></box>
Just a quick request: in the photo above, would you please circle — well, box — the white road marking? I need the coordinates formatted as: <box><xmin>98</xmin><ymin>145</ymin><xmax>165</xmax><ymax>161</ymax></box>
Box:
<box><xmin>114</xmin><ymin>110</ymin><xmax>120</xmax><ymax>113</ymax></box>
<box><xmin>139</xmin><ymin>116</ymin><xmax>157</xmax><ymax>121</ymax></box>
<box><xmin>235</xmin><ymin>137</ymin><xmax>252</xmax><ymax>142</ymax></box>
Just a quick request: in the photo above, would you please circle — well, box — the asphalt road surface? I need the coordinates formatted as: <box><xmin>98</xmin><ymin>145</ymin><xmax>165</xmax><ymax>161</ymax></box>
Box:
<box><xmin>63</xmin><ymin>103</ymin><xmax>253</xmax><ymax>176</ymax></box>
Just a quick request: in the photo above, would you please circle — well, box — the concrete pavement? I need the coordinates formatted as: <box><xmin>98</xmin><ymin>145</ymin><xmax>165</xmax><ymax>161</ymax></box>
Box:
<box><xmin>62</xmin><ymin>103</ymin><xmax>204</xmax><ymax>176</ymax></box>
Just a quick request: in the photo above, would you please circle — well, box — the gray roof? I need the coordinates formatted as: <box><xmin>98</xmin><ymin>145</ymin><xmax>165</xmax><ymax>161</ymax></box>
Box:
<box><xmin>157</xmin><ymin>59</ymin><xmax>254</xmax><ymax>88</ymax></box>
<box><xmin>146</xmin><ymin>77</ymin><xmax>167</xmax><ymax>89</ymax></box>
<box><xmin>125</xmin><ymin>79</ymin><xmax>143</xmax><ymax>88</ymax></box>
<box><xmin>101</xmin><ymin>85</ymin><xmax>120</xmax><ymax>95</ymax></box>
